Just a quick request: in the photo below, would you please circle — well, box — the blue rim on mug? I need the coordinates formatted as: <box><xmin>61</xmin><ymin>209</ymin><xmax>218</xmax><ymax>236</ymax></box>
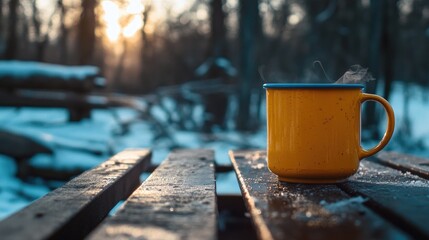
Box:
<box><xmin>263</xmin><ymin>83</ymin><xmax>365</xmax><ymax>89</ymax></box>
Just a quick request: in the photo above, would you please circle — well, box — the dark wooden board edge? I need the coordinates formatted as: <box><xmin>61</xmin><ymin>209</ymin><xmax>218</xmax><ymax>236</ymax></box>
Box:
<box><xmin>374</xmin><ymin>151</ymin><xmax>429</xmax><ymax>180</ymax></box>
<box><xmin>338</xmin><ymin>158</ymin><xmax>429</xmax><ymax>239</ymax></box>
<box><xmin>229</xmin><ymin>150</ymin><xmax>274</xmax><ymax>240</ymax></box>
<box><xmin>0</xmin><ymin>149</ymin><xmax>151</xmax><ymax>240</ymax></box>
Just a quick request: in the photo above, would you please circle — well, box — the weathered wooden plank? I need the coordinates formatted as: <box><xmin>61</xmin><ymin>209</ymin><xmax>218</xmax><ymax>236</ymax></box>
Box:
<box><xmin>230</xmin><ymin>150</ymin><xmax>410</xmax><ymax>240</ymax></box>
<box><xmin>0</xmin><ymin>90</ymin><xmax>146</xmax><ymax>112</ymax></box>
<box><xmin>0</xmin><ymin>149</ymin><xmax>151</xmax><ymax>240</ymax></box>
<box><xmin>375</xmin><ymin>151</ymin><xmax>429</xmax><ymax>180</ymax></box>
<box><xmin>88</xmin><ymin>149</ymin><xmax>217</xmax><ymax>240</ymax></box>
<box><xmin>144</xmin><ymin>163</ymin><xmax>233</xmax><ymax>173</ymax></box>
<box><xmin>339</xmin><ymin>159</ymin><xmax>429</xmax><ymax>239</ymax></box>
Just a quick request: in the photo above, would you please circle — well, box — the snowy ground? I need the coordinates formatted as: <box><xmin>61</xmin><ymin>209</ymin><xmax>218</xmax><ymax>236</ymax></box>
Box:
<box><xmin>0</xmin><ymin>81</ymin><xmax>428</xmax><ymax>220</ymax></box>
<box><xmin>0</xmin><ymin>105</ymin><xmax>264</xmax><ymax>219</ymax></box>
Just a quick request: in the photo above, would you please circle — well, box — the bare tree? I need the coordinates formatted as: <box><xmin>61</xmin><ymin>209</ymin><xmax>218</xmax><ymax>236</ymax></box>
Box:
<box><xmin>31</xmin><ymin>0</ymin><xmax>61</xmax><ymax>61</ymax></box>
<box><xmin>31</xmin><ymin>0</ymin><xmax>42</xmax><ymax>58</ymax></box>
<box><xmin>197</xmin><ymin>0</ymin><xmax>230</xmax><ymax>132</ymax></box>
<box><xmin>31</xmin><ymin>0</ymin><xmax>46</xmax><ymax>61</ymax></box>
<box><xmin>237</xmin><ymin>0</ymin><xmax>262</xmax><ymax>131</ymax></box>
<box><xmin>209</xmin><ymin>0</ymin><xmax>227</xmax><ymax>58</ymax></box>
<box><xmin>364</xmin><ymin>0</ymin><xmax>398</xmax><ymax>140</ymax></box>
<box><xmin>0</xmin><ymin>0</ymin><xmax>3</xmax><ymax>36</ymax></box>
<box><xmin>77</xmin><ymin>0</ymin><xmax>97</xmax><ymax>65</ymax></box>
<box><xmin>140</xmin><ymin>2</ymin><xmax>152</xmax><ymax>87</ymax></box>
<box><xmin>363</xmin><ymin>0</ymin><xmax>383</xmax><ymax>139</ymax></box>
<box><xmin>0</xmin><ymin>0</ymin><xmax>4</xmax><ymax>56</ymax></box>
<box><xmin>113</xmin><ymin>35</ymin><xmax>128</xmax><ymax>90</ymax></box>
<box><xmin>58</xmin><ymin>0</ymin><xmax>68</xmax><ymax>64</ymax></box>
<box><xmin>381</xmin><ymin>0</ymin><xmax>398</xmax><ymax>101</ymax></box>
<box><xmin>3</xmin><ymin>0</ymin><xmax>19</xmax><ymax>59</ymax></box>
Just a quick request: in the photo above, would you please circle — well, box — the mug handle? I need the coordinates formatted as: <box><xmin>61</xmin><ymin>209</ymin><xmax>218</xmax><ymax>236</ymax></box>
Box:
<box><xmin>358</xmin><ymin>93</ymin><xmax>395</xmax><ymax>160</ymax></box>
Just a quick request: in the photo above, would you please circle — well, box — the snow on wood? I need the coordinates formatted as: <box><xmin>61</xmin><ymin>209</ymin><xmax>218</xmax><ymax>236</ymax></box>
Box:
<box><xmin>0</xmin><ymin>61</ymin><xmax>99</xmax><ymax>80</ymax></box>
<box><xmin>0</xmin><ymin>61</ymin><xmax>105</xmax><ymax>92</ymax></box>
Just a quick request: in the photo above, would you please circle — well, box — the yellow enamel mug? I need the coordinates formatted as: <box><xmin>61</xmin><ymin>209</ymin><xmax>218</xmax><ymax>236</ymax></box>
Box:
<box><xmin>264</xmin><ymin>83</ymin><xmax>395</xmax><ymax>183</ymax></box>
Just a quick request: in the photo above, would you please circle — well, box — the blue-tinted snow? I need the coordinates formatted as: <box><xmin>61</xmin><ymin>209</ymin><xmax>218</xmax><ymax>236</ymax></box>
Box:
<box><xmin>0</xmin><ymin>61</ymin><xmax>99</xmax><ymax>80</ymax></box>
<box><xmin>0</xmin><ymin>155</ymin><xmax>50</xmax><ymax>219</ymax></box>
<box><xmin>381</xmin><ymin>82</ymin><xmax>429</xmax><ymax>156</ymax></box>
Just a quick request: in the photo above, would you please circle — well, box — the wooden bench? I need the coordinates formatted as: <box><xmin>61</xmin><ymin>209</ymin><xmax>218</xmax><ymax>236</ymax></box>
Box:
<box><xmin>0</xmin><ymin>90</ymin><xmax>146</xmax><ymax>121</ymax></box>
<box><xmin>0</xmin><ymin>61</ymin><xmax>146</xmax><ymax>121</ymax></box>
<box><xmin>0</xmin><ymin>149</ymin><xmax>428</xmax><ymax>239</ymax></box>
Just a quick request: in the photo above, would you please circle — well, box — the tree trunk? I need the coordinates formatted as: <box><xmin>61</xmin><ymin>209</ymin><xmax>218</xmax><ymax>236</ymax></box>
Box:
<box><xmin>114</xmin><ymin>37</ymin><xmax>127</xmax><ymax>91</ymax></box>
<box><xmin>364</xmin><ymin>0</ymin><xmax>383</xmax><ymax>139</ymax></box>
<box><xmin>140</xmin><ymin>3</ymin><xmax>152</xmax><ymax>89</ymax></box>
<box><xmin>209</xmin><ymin>0</ymin><xmax>227</xmax><ymax>58</ymax></box>
<box><xmin>202</xmin><ymin>0</ymin><xmax>229</xmax><ymax>132</ymax></box>
<box><xmin>58</xmin><ymin>0</ymin><xmax>68</xmax><ymax>64</ymax></box>
<box><xmin>31</xmin><ymin>0</ymin><xmax>47</xmax><ymax>61</ymax></box>
<box><xmin>382</xmin><ymin>0</ymin><xmax>398</xmax><ymax>101</ymax></box>
<box><xmin>4</xmin><ymin>0</ymin><xmax>19</xmax><ymax>59</ymax></box>
<box><xmin>0</xmin><ymin>0</ymin><xmax>3</xmax><ymax>36</ymax></box>
<box><xmin>77</xmin><ymin>0</ymin><xmax>97</xmax><ymax>65</ymax></box>
<box><xmin>0</xmin><ymin>0</ymin><xmax>3</xmax><ymax>56</ymax></box>
<box><xmin>237</xmin><ymin>0</ymin><xmax>262</xmax><ymax>131</ymax></box>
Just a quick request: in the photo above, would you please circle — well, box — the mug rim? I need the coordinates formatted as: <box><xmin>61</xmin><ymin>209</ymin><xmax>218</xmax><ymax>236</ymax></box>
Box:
<box><xmin>263</xmin><ymin>83</ymin><xmax>365</xmax><ymax>89</ymax></box>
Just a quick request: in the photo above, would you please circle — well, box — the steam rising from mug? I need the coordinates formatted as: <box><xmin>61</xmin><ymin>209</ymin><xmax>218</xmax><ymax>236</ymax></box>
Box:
<box><xmin>335</xmin><ymin>65</ymin><xmax>375</xmax><ymax>84</ymax></box>
<box><xmin>258</xmin><ymin>62</ymin><xmax>375</xmax><ymax>84</ymax></box>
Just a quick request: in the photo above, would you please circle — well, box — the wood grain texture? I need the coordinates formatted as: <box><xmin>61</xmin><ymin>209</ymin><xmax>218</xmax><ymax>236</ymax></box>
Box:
<box><xmin>339</xmin><ymin>159</ymin><xmax>429</xmax><ymax>239</ymax></box>
<box><xmin>230</xmin><ymin>150</ymin><xmax>409</xmax><ymax>240</ymax></box>
<box><xmin>375</xmin><ymin>151</ymin><xmax>429</xmax><ymax>180</ymax></box>
<box><xmin>0</xmin><ymin>149</ymin><xmax>151</xmax><ymax>240</ymax></box>
<box><xmin>88</xmin><ymin>149</ymin><xmax>217</xmax><ymax>240</ymax></box>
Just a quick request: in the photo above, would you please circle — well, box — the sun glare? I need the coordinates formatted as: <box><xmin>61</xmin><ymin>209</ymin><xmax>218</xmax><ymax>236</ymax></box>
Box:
<box><xmin>100</xmin><ymin>0</ymin><xmax>145</xmax><ymax>42</ymax></box>
<box><xmin>123</xmin><ymin>16</ymin><xmax>144</xmax><ymax>38</ymax></box>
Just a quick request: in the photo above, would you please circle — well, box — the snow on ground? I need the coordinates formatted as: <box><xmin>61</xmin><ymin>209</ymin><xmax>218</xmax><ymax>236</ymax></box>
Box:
<box><xmin>386</xmin><ymin>82</ymin><xmax>429</xmax><ymax>157</ymax></box>
<box><xmin>0</xmin><ymin>106</ymin><xmax>264</xmax><ymax>219</ymax></box>
<box><xmin>0</xmin><ymin>81</ymin><xmax>428</xmax><ymax>219</ymax></box>
<box><xmin>0</xmin><ymin>107</ymin><xmax>153</xmax><ymax>219</ymax></box>
<box><xmin>0</xmin><ymin>154</ymin><xmax>50</xmax><ymax>219</ymax></box>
